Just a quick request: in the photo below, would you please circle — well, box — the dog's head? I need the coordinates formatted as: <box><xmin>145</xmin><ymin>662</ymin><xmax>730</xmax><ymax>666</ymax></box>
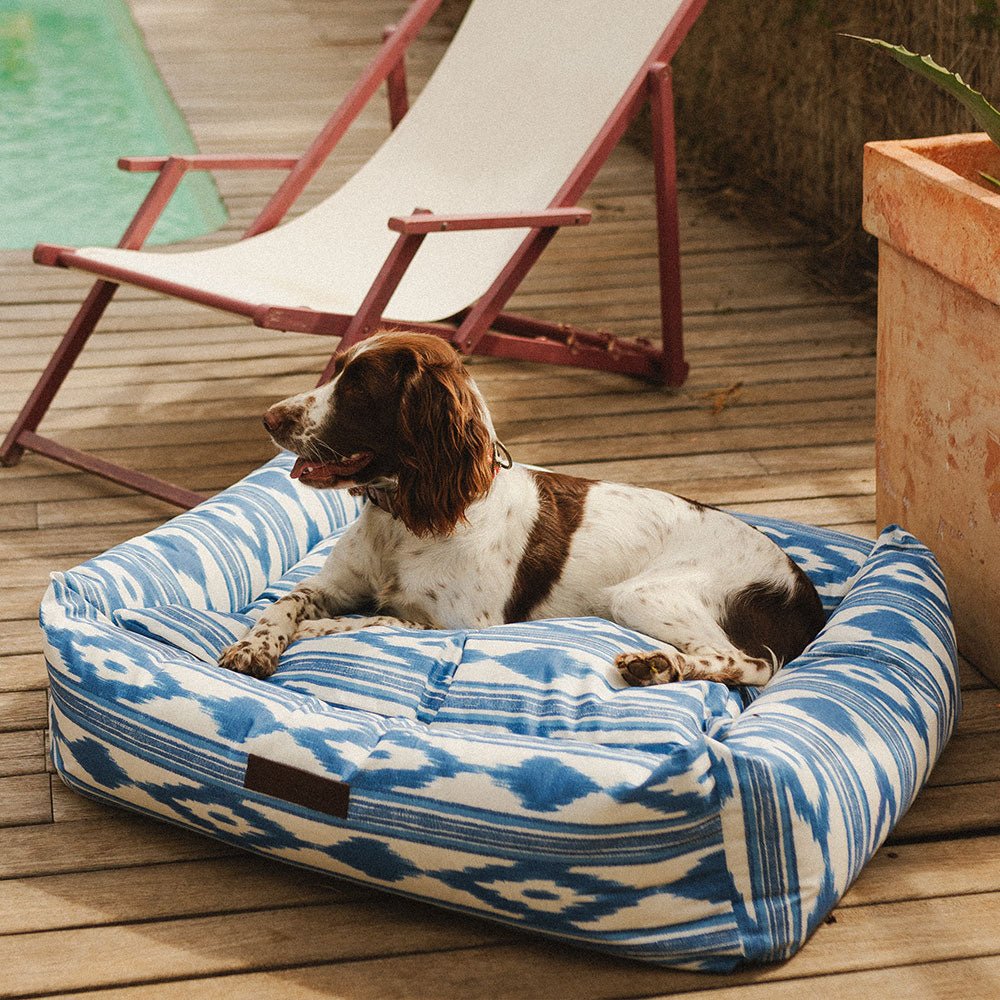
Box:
<box><xmin>263</xmin><ymin>332</ymin><xmax>497</xmax><ymax>537</ymax></box>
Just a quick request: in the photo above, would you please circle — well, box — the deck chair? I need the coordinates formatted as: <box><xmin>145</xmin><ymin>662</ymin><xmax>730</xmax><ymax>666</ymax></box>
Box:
<box><xmin>3</xmin><ymin>0</ymin><xmax>706</xmax><ymax>509</ymax></box>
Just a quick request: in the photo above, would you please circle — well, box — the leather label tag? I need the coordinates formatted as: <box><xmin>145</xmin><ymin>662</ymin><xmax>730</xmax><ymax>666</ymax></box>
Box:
<box><xmin>244</xmin><ymin>754</ymin><xmax>350</xmax><ymax>819</ymax></box>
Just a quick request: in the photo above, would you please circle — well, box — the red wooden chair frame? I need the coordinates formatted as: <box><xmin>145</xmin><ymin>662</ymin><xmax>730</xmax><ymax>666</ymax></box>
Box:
<box><xmin>2</xmin><ymin>0</ymin><xmax>706</xmax><ymax>509</ymax></box>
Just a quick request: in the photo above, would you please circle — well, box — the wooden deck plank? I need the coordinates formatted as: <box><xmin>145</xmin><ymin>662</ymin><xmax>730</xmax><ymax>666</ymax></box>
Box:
<box><xmin>0</xmin><ymin>654</ymin><xmax>49</xmax><ymax>694</ymax></box>
<box><xmin>23</xmin><ymin>891</ymin><xmax>1000</xmax><ymax>1000</ymax></box>
<box><xmin>0</xmin><ymin>772</ymin><xmax>51</xmax><ymax>827</ymax></box>
<box><xmin>49</xmin><ymin>778</ymin><xmax>122</xmax><ymax>825</ymax></box>
<box><xmin>844</xmin><ymin>834</ymin><xmax>1000</xmax><ymax>907</ymax></box>
<box><xmin>0</xmin><ymin>899</ymin><xmax>507</xmax><ymax>998</ymax></box>
<box><xmin>0</xmin><ymin>815</ymin><xmax>234</xmax><ymax>881</ymax></box>
<box><xmin>929</xmin><ymin>731</ymin><xmax>1000</xmax><ymax>786</ymax></box>
<box><xmin>0</xmin><ymin>303</ymin><xmax>866</xmax><ymax>360</ymax></box>
<box><xmin>958</xmin><ymin>655</ymin><xmax>994</xmax><ymax>691</ymax></box>
<box><xmin>651</xmin><ymin>957</ymin><xmax>1000</xmax><ymax>1000</ymax></box>
<box><xmin>5</xmin><ymin>394</ymin><xmax>874</xmax><ymax>460</ymax></box>
<box><xmin>44</xmin><ymin>955</ymin><xmax>1000</xmax><ymax>1000</ymax></box>
<box><xmin>514</xmin><ymin>421</ymin><xmax>874</xmax><ymax>469</ymax></box>
<box><xmin>0</xmin><ymin>319</ymin><xmax>872</xmax><ymax>394</ymax></box>
<box><xmin>0</xmin><ymin>355</ymin><xmax>880</xmax><ymax>427</ymax></box>
<box><xmin>0</xmin><ymin>856</ymin><xmax>359</xmax><ymax>937</ymax></box>
<box><xmin>954</xmin><ymin>688</ymin><xmax>1000</xmax><ymax>735</ymax></box>
<box><xmin>0</xmin><ymin>691</ymin><xmax>47</xmax><ymax>733</ymax></box>
<box><xmin>889</xmin><ymin>782</ymin><xmax>1000</xmax><ymax>843</ymax></box>
<box><xmin>0</xmin><ymin>730</ymin><xmax>46</xmax><ymax>777</ymax></box>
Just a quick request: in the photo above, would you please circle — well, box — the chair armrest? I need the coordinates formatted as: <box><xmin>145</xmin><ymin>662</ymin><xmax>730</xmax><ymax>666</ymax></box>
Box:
<box><xmin>118</xmin><ymin>154</ymin><xmax>299</xmax><ymax>173</ymax></box>
<box><xmin>387</xmin><ymin>208</ymin><xmax>592</xmax><ymax>234</ymax></box>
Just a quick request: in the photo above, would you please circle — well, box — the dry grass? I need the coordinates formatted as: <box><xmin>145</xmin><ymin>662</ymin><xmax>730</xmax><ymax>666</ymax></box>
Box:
<box><xmin>672</xmin><ymin>0</ymin><xmax>1000</xmax><ymax>293</ymax></box>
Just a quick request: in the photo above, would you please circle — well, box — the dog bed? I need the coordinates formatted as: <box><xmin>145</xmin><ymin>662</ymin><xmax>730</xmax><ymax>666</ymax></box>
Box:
<box><xmin>41</xmin><ymin>453</ymin><xmax>959</xmax><ymax>971</ymax></box>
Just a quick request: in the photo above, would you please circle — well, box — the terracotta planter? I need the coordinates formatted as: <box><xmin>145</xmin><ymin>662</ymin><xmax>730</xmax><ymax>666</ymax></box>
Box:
<box><xmin>863</xmin><ymin>133</ymin><xmax>1000</xmax><ymax>685</ymax></box>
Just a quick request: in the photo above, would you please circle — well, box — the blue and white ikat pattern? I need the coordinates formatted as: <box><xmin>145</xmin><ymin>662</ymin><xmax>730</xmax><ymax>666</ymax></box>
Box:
<box><xmin>41</xmin><ymin>453</ymin><xmax>959</xmax><ymax>969</ymax></box>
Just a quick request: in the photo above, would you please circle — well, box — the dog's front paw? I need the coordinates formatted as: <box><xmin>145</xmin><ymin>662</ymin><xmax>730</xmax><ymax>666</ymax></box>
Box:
<box><xmin>615</xmin><ymin>650</ymin><xmax>687</xmax><ymax>686</ymax></box>
<box><xmin>218</xmin><ymin>637</ymin><xmax>281</xmax><ymax>679</ymax></box>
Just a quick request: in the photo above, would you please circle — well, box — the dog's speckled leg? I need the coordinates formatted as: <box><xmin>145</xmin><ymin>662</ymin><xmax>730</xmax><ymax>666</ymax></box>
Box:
<box><xmin>294</xmin><ymin>616</ymin><xmax>435</xmax><ymax>638</ymax></box>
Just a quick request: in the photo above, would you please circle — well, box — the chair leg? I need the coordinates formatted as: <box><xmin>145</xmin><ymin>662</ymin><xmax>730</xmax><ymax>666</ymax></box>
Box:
<box><xmin>648</xmin><ymin>63</ymin><xmax>687</xmax><ymax>387</ymax></box>
<box><xmin>1</xmin><ymin>279</ymin><xmax>118</xmax><ymax>467</ymax></box>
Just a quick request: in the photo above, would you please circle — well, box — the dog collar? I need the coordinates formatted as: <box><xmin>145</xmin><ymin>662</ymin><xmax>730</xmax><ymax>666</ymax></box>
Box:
<box><xmin>494</xmin><ymin>440</ymin><xmax>513</xmax><ymax>470</ymax></box>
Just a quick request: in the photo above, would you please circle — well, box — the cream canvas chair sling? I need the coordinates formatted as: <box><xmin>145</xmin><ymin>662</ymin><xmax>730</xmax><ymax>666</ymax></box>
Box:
<box><xmin>3</xmin><ymin>0</ymin><xmax>706</xmax><ymax>508</ymax></box>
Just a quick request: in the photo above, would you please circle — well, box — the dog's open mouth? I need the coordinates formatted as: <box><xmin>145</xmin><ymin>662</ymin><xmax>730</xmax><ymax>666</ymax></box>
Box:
<box><xmin>289</xmin><ymin>451</ymin><xmax>374</xmax><ymax>486</ymax></box>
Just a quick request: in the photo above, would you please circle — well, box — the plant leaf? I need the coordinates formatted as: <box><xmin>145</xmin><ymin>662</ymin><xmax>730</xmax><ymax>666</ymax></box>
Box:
<box><xmin>843</xmin><ymin>34</ymin><xmax>1000</xmax><ymax>147</ymax></box>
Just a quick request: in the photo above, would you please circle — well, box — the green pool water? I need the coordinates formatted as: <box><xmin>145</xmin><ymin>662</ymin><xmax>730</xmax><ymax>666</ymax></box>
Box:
<box><xmin>0</xmin><ymin>0</ymin><xmax>226</xmax><ymax>249</ymax></box>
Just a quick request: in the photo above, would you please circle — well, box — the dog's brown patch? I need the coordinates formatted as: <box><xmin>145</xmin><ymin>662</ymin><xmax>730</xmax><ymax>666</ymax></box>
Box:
<box><xmin>504</xmin><ymin>471</ymin><xmax>592</xmax><ymax>622</ymax></box>
<box><xmin>721</xmin><ymin>558</ymin><xmax>825</xmax><ymax>668</ymax></box>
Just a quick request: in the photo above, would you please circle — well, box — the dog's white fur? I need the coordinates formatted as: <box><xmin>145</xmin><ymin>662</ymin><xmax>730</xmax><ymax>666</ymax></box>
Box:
<box><xmin>219</xmin><ymin>333</ymin><xmax>823</xmax><ymax>687</ymax></box>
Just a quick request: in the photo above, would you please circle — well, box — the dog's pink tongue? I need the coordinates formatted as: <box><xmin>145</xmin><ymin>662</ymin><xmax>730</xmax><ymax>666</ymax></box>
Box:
<box><xmin>290</xmin><ymin>457</ymin><xmax>341</xmax><ymax>480</ymax></box>
<box><xmin>289</xmin><ymin>452</ymin><xmax>373</xmax><ymax>482</ymax></box>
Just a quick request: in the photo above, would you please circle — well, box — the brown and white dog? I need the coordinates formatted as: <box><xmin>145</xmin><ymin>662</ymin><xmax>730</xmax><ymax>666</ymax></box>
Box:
<box><xmin>219</xmin><ymin>332</ymin><xmax>825</xmax><ymax>687</ymax></box>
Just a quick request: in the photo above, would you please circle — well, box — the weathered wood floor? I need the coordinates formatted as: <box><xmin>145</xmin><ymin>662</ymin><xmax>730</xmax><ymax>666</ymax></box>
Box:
<box><xmin>1</xmin><ymin>1</ymin><xmax>998</xmax><ymax>996</ymax></box>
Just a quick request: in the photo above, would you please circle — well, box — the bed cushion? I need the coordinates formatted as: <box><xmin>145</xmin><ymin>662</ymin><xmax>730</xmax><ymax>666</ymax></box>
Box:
<box><xmin>40</xmin><ymin>453</ymin><xmax>959</xmax><ymax>971</ymax></box>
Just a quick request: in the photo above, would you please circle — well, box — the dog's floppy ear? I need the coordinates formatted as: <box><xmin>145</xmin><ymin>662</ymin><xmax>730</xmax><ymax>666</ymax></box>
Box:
<box><xmin>394</xmin><ymin>356</ymin><xmax>496</xmax><ymax>537</ymax></box>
